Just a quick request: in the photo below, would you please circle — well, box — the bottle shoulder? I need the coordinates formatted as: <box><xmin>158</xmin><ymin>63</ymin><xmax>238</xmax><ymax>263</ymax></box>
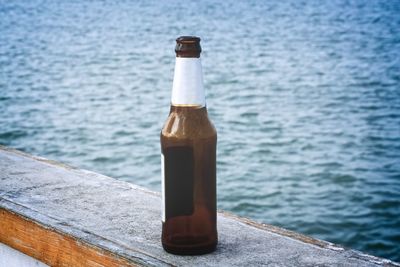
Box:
<box><xmin>161</xmin><ymin>106</ymin><xmax>216</xmax><ymax>140</ymax></box>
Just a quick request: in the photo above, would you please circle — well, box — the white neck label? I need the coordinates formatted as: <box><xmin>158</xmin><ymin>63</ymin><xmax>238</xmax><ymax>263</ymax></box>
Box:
<box><xmin>171</xmin><ymin>58</ymin><xmax>205</xmax><ymax>106</ymax></box>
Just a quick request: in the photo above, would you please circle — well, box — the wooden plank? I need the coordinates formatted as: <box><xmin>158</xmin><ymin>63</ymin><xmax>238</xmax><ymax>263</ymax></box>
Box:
<box><xmin>0</xmin><ymin>208</ymin><xmax>137</xmax><ymax>267</ymax></box>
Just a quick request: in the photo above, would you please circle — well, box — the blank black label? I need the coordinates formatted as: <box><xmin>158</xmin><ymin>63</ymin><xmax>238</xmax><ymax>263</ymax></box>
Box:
<box><xmin>163</xmin><ymin>146</ymin><xmax>194</xmax><ymax>220</ymax></box>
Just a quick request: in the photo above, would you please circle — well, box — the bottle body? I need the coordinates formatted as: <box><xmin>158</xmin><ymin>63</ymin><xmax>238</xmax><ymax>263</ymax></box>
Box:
<box><xmin>161</xmin><ymin>106</ymin><xmax>217</xmax><ymax>255</ymax></box>
<box><xmin>160</xmin><ymin>36</ymin><xmax>217</xmax><ymax>255</ymax></box>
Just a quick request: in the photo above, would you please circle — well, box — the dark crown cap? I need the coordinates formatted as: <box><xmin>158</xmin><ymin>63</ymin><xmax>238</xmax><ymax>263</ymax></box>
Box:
<box><xmin>175</xmin><ymin>36</ymin><xmax>201</xmax><ymax>58</ymax></box>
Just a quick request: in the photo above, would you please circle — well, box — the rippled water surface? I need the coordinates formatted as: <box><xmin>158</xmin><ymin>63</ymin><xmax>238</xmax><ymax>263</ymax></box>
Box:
<box><xmin>1</xmin><ymin>0</ymin><xmax>400</xmax><ymax>261</ymax></box>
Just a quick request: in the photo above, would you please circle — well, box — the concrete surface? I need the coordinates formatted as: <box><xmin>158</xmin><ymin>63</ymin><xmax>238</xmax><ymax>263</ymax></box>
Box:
<box><xmin>0</xmin><ymin>145</ymin><xmax>398</xmax><ymax>266</ymax></box>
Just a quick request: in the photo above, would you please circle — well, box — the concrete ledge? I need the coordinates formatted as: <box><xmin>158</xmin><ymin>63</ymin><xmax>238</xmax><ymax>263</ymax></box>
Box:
<box><xmin>0</xmin><ymin>145</ymin><xmax>398</xmax><ymax>266</ymax></box>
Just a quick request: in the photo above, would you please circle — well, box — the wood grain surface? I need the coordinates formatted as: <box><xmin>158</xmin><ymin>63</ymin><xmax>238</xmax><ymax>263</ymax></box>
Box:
<box><xmin>0</xmin><ymin>208</ymin><xmax>137</xmax><ymax>267</ymax></box>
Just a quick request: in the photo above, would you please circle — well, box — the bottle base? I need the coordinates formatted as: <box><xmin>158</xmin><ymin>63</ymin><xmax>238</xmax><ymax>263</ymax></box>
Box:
<box><xmin>162</xmin><ymin>238</ymin><xmax>217</xmax><ymax>255</ymax></box>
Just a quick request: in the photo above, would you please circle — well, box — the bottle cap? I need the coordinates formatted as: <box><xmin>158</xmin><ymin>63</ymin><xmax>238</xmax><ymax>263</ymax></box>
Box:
<box><xmin>175</xmin><ymin>36</ymin><xmax>201</xmax><ymax>58</ymax></box>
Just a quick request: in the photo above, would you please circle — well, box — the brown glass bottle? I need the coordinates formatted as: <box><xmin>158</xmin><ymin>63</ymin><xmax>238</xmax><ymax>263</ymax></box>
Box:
<box><xmin>160</xmin><ymin>36</ymin><xmax>217</xmax><ymax>255</ymax></box>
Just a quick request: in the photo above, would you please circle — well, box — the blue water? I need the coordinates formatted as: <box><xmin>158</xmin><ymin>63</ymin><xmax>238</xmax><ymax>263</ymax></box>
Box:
<box><xmin>1</xmin><ymin>0</ymin><xmax>400</xmax><ymax>261</ymax></box>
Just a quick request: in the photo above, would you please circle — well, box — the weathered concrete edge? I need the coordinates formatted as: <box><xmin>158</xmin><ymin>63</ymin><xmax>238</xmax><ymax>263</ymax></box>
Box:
<box><xmin>220</xmin><ymin>211</ymin><xmax>399</xmax><ymax>267</ymax></box>
<box><xmin>0</xmin><ymin>199</ymin><xmax>169</xmax><ymax>267</ymax></box>
<box><xmin>0</xmin><ymin>145</ymin><xmax>169</xmax><ymax>266</ymax></box>
<box><xmin>1</xmin><ymin>145</ymin><xmax>399</xmax><ymax>267</ymax></box>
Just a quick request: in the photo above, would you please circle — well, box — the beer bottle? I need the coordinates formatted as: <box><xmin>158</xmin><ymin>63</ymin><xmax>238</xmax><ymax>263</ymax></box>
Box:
<box><xmin>160</xmin><ymin>36</ymin><xmax>217</xmax><ymax>255</ymax></box>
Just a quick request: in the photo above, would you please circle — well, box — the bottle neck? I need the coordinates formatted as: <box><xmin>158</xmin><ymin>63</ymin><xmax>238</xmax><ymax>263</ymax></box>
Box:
<box><xmin>171</xmin><ymin>57</ymin><xmax>205</xmax><ymax>107</ymax></box>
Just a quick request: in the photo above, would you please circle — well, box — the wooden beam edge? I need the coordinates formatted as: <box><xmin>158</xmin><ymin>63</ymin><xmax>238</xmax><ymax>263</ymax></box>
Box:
<box><xmin>0</xmin><ymin>208</ymin><xmax>139</xmax><ymax>267</ymax></box>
